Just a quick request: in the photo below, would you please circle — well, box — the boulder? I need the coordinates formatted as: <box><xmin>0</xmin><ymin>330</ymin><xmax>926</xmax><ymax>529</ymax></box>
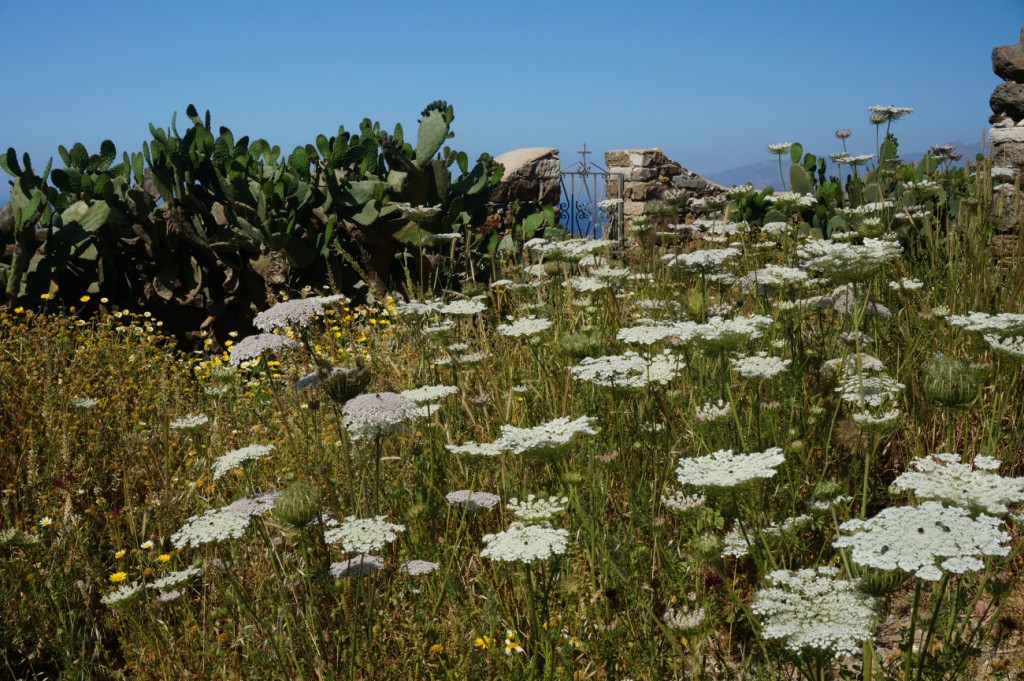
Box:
<box><xmin>993</xmin><ymin>42</ymin><xmax>1024</xmax><ymax>84</ymax></box>
<box><xmin>0</xmin><ymin>203</ymin><xmax>12</xmax><ymax>234</ymax></box>
<box><xmin>489</xmin><ymin>147</ymin><xmax>560</xmax><ymax>206</ymax></box>
<box><xmin>990</xmin><ymin>82</ymin><xmax>1024</xmax><ymax>121</ymax></box>
<box><xmin>991</xmin><ymin>127</ymin><xmax>1024</xmax><ymax>168</ymax></box>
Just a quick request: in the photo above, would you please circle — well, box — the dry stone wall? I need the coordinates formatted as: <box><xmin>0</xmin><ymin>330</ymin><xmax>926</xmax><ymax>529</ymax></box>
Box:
<box><xmin>487</xmin><ymin>147</ymin><xmax>560</xmax><ymax>230</ymax></box>
<box><xmin>604</xmin><ymin>148</ymin><xmax>728</xmax><ymax>235</ymax></box>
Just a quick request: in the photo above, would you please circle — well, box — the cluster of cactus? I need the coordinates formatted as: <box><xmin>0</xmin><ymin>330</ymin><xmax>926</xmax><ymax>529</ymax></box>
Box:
<box><xmin>0</xmin><ymin>102</ymin><xmax>502</xmax><ymax>340</ymax></box>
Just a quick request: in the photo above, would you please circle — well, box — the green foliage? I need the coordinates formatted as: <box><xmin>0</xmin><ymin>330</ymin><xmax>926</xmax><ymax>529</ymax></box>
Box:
<box><xmin>0</xmin><ymin>103</ymin><xmax>502</xmax><ymax>339</ymax></box>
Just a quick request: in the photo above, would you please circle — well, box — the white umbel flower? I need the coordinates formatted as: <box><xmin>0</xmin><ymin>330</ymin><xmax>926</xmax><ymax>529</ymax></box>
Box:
<box><xmin>440</xmin><ymin>299</ymin><xmax>487</xmax><ymax>316</ymax></box>
<box><xmin>342</xmin><ymin>392</ymin><xmax>419</xmax><ymax>440</ymax></box>
<box><xmin>170</xmin><ymin>414</ymin><xmax>209</xmax><ymax>430</ymax></box>
<box><xmin>323</xmin><ymin>516</ymin><xmax>405</xmax><ymax>554</ymax></box>
<box><xmin>835</xmin><ymin>373</ymin><xmax>904</xmax><ymax>409</ymax></box>
<box><xmin>890</xmin><ymin>452</ymin><xmax>1024</xmax><ymax>515</ymax></box>
<box><xmin>400</xmin><ymin>384</ymin><xmax>459</xmax><ymax>403</ymax></box>
<box><xmin>731</xmin><ymin>352</ymin><xmax>791</xmax><ymax>379</ymax></box>
<box><xmin>228</xmin><ymin>333</ymin><xmax>297</xmax><ymax>365</ymax></box>
<box><xmin>330</xmin><ymin>555</ymin><xmax>384</xmax><ymax>578</ymax></box>
<box><xmin>691</xmin><ymin>315</ymin><xmax>774</xmax><ymax>352</ymax></box>
<box><xmin>497</xmin><ymin>316</ymin><xmax>554</xmax><ymax>337</ymax></box>
<box><xmin>211</xmin><ymin>444</ymin><xmax>275</xmax><ymax>480</ymax></box>
<box><xmin>481</xmin><ymin>522</ymin><xmax>569</xmax><ymax>563</ymax></box>
<box><xmin>752</xmin><ymin>567</ymin><xmax>876</xmax><ymax>659</ymax></box>
<box><xmin>616</xmin><ymin>321</ymin><xmax>699</xmax><ymax>346</ymax></box>
<box><xmin>446</xmin><ymin>490</ymin><xmax>501</xmax><ymax>511</ymax></box>
<box><xmin>947</xmin><ymin>311</ymin><xmax>1024</xmax><ymax>336</ymax></box>
<box><xmin>253</xmin><ymin>298</ymin><xmax>324</xmax><ymax>331</ymax></box>
<box><xmin>676</xmin><ymin>448</ymin><xmax>785</xmax><ymax>488</ymax></box>
<box><xmin>570</xmin><ymin>350</ymin><xmax>684</xmax><ymax>388</ymax></box>
<box><xmin>101</xmin><ymin>582</ymin><xmax>143</xmax><ymax>605</ymax></box>
<box><xmin>507</xmin><ymin>495</ymin><xmax>568</xmax><ymax>522</ymax></box>
<box><xmin>797</xmin><ymin>238</ymin><xmax>902</xmax><ymax>282</ymax></box>
<box><xmin>148</xmin><ymin>565</ymin><xmax>203</xmax><ymax>590</ymax></box>
<box><xmin>833</xmin><ymin>502</ymin><xmax>1011</xmax><ymax>580</ymax></box>
<box><xmin>694</xmin><ymin>399</ymin><xmax>732</xmax><ymax>422</ymax></box>
<box><xmin>171</xmin><ymin>506</ymin><xmax>253</xmax><ymax>548</ymax></box>
<box><xmin>447</xmin><ymin>416</ymin><xmax>599</xmax><ymax>457</ymax></box>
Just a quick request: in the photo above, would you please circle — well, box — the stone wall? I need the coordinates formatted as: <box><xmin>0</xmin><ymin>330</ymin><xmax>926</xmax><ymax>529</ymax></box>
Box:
<box><xmin>604</xmin><ymin>148</ymin><xmax>728</xmax><ymax>235</ymax></box>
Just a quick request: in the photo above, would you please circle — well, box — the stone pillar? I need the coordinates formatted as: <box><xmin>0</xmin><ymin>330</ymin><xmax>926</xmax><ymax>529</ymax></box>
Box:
<box><xmin>488</xmin><ymin>148</ymin><xmax>561</xmax><ymax>230</ymax></box>
<box><xmin>989</xmin><ymin>29</ymin><xmax>1024</xmax><ymax>257</ymax></box>
<box><xmin>604</xmin><ymin>148</ymin><xmax>728</xmax><ymax>236</ymax></box>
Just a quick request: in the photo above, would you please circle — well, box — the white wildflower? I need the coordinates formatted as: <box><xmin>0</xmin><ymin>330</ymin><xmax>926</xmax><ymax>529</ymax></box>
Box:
<box><xmin>440</xmin><ymin>299</ymin><xmax>487</xmax><ymax>316</ymax></box>
<box><xmin>323</xmin><ymin>516</ymin><xmax>405</xmax><ymax>553</ymax></box>
<box><xmin>676</xmin><ymin>448</ymin><xmax>785</xmax><ymax>488</ymax></box>
<box><xmin>170</xmin><ymin>414</ymin><xmax>209</xmax><ymax>430</ymax></box>
<box><xmin>253</xmin><ymin>298</ymin><xmax>324</xmax><ymax>331</ymax></box>
<box><xmin>662</xmin><ymin>247</ymin><xmax>740</xmax><ymax>273</ymax></box>
<box><xmin>752</xmin><ymin>567</ymin><xmax>876</xmax><ymax>659</ymax></box>
<box><xmin>148</xmin><ymin>565</ymin><xmax>203</xmax><ymax>590</ymax></box>
<box><xmin>948</xmin><ymin>312</ymin><xmax>1024</xmax><ymax>336</ymax></box>
<box><xmin>833</xmin><ymin>501</ymin><xmax>1011</xmax><ymax>580</ymax></box>
<box><xmin>330</xmin><ymin>555</ymin><xmax>384</xmax><ymax>578</ymax></box>
<box><xmin>731</xmin><ymin>352</ymin><xmax>791</xmax><ymax>379</ymax></box>
<box><xmin>447</xmin><ymin>416</ymin><xmax>598</xmax><ymax>457</ymax></box>
<box><xmin>497</xmin><ymin>316</ymin><xmax>553</xmax><ymax>337</ymax></box>
<box><xmin>446</xmin><ymin>490</ymin><xmax>501</xmax><ymax>511</ymax></box>
<box><xmin>400</xmin><ymin>559</ymin><xmax>440</xmax><ymax>576</ymax></box>
<box><xmin>342</xmin><ymin>392</ymin><xmax>419</xmax><ymax>440</ymax></box>
<box><xmin>400</xmin><ymin>384</ymin><xmax>459</xmax><ymax>403</ymax></box>
<box><xmin>228</xmin><ymin>333</ymin><xmax>296</xmax><ymax>365</ymax></box>
<box><xmin>661</xmin><ymin>490</ymin><xmax>706</xmax><ymax>513</ymax></box>
<box><xmin>695</xmin><ymin>399</ymin><xmax>732</xmax><ymax>422</ymax></box>
<box><xmin>101</xmin><ymin>582</ymin><xmax>142</xmax><ymax>605</ymax></box>
<box><xmin>890</xmin><ymin>452</ymin><xmax>1024</xmax><ymax>515</ymax></box>
<box><xmin>480</xmin><ymin>522</ymin><xmax>569</xmax><ymax>563</ymax></box>
<box><xmin>984</xmin><ymin>334</ymin><xmax>1024</xmax><ymax>359</ymax></box>
<box><xmin>570</xmin><ymin>350</ymin><xmax>684</xmax><ymax>388</ymax></box>
<box><xmin>507</xmin><ymin>495</ymin><xmax>568</xmax><ymax>522</ymax></box>
<box><xmin>211</xmin><ymin>444</ymin><xmax>274</xmax><ymax>480</ymax></box>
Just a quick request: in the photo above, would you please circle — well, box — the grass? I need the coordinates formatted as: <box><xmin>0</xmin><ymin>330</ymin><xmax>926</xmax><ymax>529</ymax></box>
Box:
<box><xmin>2</xmin><ymin>145</ymin><xmax>1024</xmax><ymax>681</ymax></box>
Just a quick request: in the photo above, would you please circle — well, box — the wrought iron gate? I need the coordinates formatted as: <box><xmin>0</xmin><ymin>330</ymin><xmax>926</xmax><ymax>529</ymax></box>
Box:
<box><xmin>546</xmin><ymin>145</ymin><xmax>625</xmax><ymax>242</ymax></box>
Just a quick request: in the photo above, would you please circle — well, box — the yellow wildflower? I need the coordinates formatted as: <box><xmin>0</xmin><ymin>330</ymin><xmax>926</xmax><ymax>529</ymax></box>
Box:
<box><xmin>110</xmin><ymin>571</ymin><xmax>128</xmax><ymax>583</ymax></box>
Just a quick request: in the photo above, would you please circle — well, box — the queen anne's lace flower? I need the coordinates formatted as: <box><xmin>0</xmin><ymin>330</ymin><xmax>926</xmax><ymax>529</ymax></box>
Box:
<box><xmin>324</xmin><ymin>516</ymin><xmax>405</xmax><ymax>553</ymax></box>
<box><xmin>695</xmin><ymin>399</ymin><xmax>732</xmax><ymax>422</ymax></box>
<box><xmin>171</xmin><ymin>506</ymin><xmax>253</xmax><ymax>548</ymax></box>
<box><xmin>229</xmin><ymin>333</ymin><xmax>297</xmax><ymax>365</ymax></box>
<box><xmin>330</xmin><ymin>555</ymin><xmax>384</xmax><ymax>578</ymax></box>
<box><xmin>947</xmin><ymin>312</ymin><xmax>1024</xmax><ymax>336</ymax></box>
<box><xmin>985</xmin><ymin>334</ymin><xmax>1024</xmax><ymax>359</ymax></box>
<box><xmin>662</xmin><ymin>490</ymin><xmax>706</xmax><ymax>512</ymax></box>
<box><xmin>342</xmin><ymin>392</ymin><xmax>419</xmax><ymax>440</ymax></box>
<box><xmin>446</xmin><ymin>490</ymin><xmax>501</xmax><ymax>510</ymax></box>
<box><xmin>497</xmin><ymin>316</ymin><xmax>553</xmax><ymax>337</ymax></box>
<box><xmin>798</xmin><ymin>238</ymin><xmax>902</xmax><ymax>282</ymax></box>
<box><xmin>440</xmin><ymin>299</ymin><xmax>487</xmax><ymax>316</ymax></box>
<box><xmin>400</xmin><ymin>560</ymin><xmax>440</xmax><ymax>576</ymax></box>
<box><xmin>890</xmin><ymin>452</ymin><xmax>1024</xmax><ymax>515</ymax></box>
<box><xmin>833</xmin><ymin>501</ymin><xmax>1011</xmax><ymax>580</ymax></box>
<box><xmin>662</xmin><ymin>247</ymin><xmax>740</xmax><ymax>273</ymax></box>
<box><xmin>170</xmin><ymin>414</ymin><xmax>209</xmax><ymax>430</ymax></box>
<box><xmin>738</xmin><ymin>265</ymin><xmax>809</xmax><ymax>289</ymax></box>
<box><xmin>527</xmin><ymin>238</ymin><xmax>611</xmax><ymax>261</ymax></box>
<box><xmin>765</xmin><ymin>192</ymin><xmax>816</xmax><ymax>207</ymax></box>
<box><xmin>690</xmin><ymin>315</ymin><xmax>774</xmax><ymax>352</ymax></box>
<box><xmin>101</xmin><ymin>582</ymin><xmax>143</xmax><ymax>605</ymax></box>
<box><xmin>480</xmin><ymin>522</ymin><xmax>569</xmax><ymax>563</ymax></box>
<box><xmin>570</xmin><ymin>350</ymin><xmax>684</xmax><ymax>388</ymax></box>
<box><xmin>148</xmin><ymin>566</ymin><xmax>203</xmax><ymax>590</ymax></box>
<box><xmin>400</xmin><ymin>384</ymin><xmax>459</xmax><ymax>403</ymax></box>
<box><xmin>211</xmin><ymin>444</ymin><xmax>275</xmax><ymax>480</ymax></box>
<box><xmin>507</xmin><ymin>495</ymin><xmax>568</xmax><ymax>521</ymax></box>
<box><xmin>253</xmin><ymin>298</ymin><xmax>325</xmax><ymax>331</ymax></box>
<box><xmin>616</xmin><ymin>322</ymin><xmax>698</xmax><ymax>346</ymax></box>
<box><xmin>835</xmin><ymin>373</ymin><xmax>904</xmax><ymax>409</ymax></box>
<box><xmin>730</xmin><ymin>352</ymin><xmax>791</xmax><ymax>379</ymax></box>
<box><xmin>447</xmin><ymin>416</ymin><xmax>599</xmax><ymax>456</ymax></box>
<box><xmin>752</xmin><ymin>567</ymin><xmax>876</xmax><ymax>659</ymax></box>
<box><xmin>676</xmin><ymin>448</ymin><xmax>785</xmax><ymax>488</ymax></box>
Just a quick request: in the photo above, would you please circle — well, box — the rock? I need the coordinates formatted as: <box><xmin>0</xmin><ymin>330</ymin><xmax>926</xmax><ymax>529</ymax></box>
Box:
<box><xmin>994</xmin><ymin>115</ymin><xmax>1016</xmax><ymax>128</ymax></box>
<box><xmin>991</xmin><ymin>234</ymin><xmax>1020</xmax><ymax>259</ymax></box>
<box><xmin>992</xmin><ymin>43</ymin><xmax>1024</xmax><ymax>84</ymax></box>
<box><xmin>991</xmin><ymin>127</ymin><xmax>1024</xmax><ymax>168</ymax></box>
<box><xmin>489</xmin><ymin>147</ymin><xmax>560</xmax><ymax>208</ymax></box>
<box><xmin>990</xmin><ymin>82</ymin><xmax>1024</xmax><ymax>120</ymax></box>
<box><xmin>992</xmin><ymin>184</ymin><xmax>1024</xmax><ymax>234</ymax></box>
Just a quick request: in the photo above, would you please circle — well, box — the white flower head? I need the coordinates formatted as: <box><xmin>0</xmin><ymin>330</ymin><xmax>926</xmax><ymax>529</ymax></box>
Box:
<box><xmin>833</xmin><ymin>502</ymin><xmax>1011</xmax><ymax>580</ymax></box>
<box><xmin>507</xmin><ymin>494</ymin><xmax>568</xmax><ymax>522</ymax></box>
<box><xmin>228</xmin><ymin>333</ymin><xmax>297</xmax><ymax>365</ymax></box>
<box><xmin>342</xmin><ymin>392</ymin><xmax>419</xmax><ymax>440</ymax></box>
<box><xmin>253</xmin><ymin>298</ymin><xmax>325</xmax><ymax>331</ymax></box>
<box><xmin>481</xmin><ymin>522</ymin><xmax>569</xmax><ymax>563</ymax></box>
<box><xmin>400</xmin><ymin>384</ymin><xmax>459</xmax><ymax>403</ymax></box>
<box><xmin>676</xmin><ymin>448</ymin><xmax>785</xmax><ymax>488</ymax></box>
<box><xmin>211</xmin><ymin>444</ymin><xmax>275</xmax><ymax>480</ymax></box>
<box><xmin>890</xmin><ymin>452</ymin><xmax>1024</xmax><ymax>515</ymax></box>
<box><xmin>731</xmin><ymin>352</ymin><xmax>791</xmax><ymax>380</ymax></box>
<box><xmin>695</xmin><ymin>399</ymin><xmax>732</xmax><ymax>422</ymax></box>
<box><xmin>330</xmin><ymin>555</ymin><xmax>384</xmax><ymax>578</ymax></box>
<box><xmin>170</xmin><ymin>414</ymin><xmax>209</xmax><ymax>430</ymax></box>
<box><xmin>570</xmin><ymin>350</ymin><xmax>684</xmax><ymax>388</ymax></box>
<box><xmin>101</xmin><ymin>582</ymin><xmax>143</xmax><ymax>605</ymax></box>
<box><xmin>323</xmin><ymin>515</ymin><xmax>405</xmax><ymax>554</ymax></box>
<box><xmin>440</xmin><ymin>299</ymin><xmax>487</xmax><ymax>316</ymax></box>
<box><xmin>497</xmin><ymin>316</ymin><xmax>553</xmax><ymax>338</ymax></box>
<box><xmin>446</xmin><ymin>490</ymin><xmax>501</xmax><ymax>511</ymax></box>
<box><xmin>752</xmin><ymin>567</ymin><xmax>876</xmax><ymax>659</ymax></box>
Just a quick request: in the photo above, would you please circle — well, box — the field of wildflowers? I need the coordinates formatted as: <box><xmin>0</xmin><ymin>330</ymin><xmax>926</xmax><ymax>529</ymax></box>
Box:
<box><xmin>2</xmin><ymin>114</ymin><xmax>1024</xmax><ymax>680</ymax></box>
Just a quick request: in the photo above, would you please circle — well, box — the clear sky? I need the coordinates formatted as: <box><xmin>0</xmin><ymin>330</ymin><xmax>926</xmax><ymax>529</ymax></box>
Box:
<box><xmin>1</xmin><ymin>0</ymin><xmax>1021</xmax><ymax>202</ymax></box>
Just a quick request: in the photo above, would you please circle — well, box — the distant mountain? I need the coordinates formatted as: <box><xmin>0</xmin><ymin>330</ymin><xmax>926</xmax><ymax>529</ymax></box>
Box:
<box><xmin>701</xmin><ymin>141</ymin><xmax>984</xmax><ymax>190</ymax></box>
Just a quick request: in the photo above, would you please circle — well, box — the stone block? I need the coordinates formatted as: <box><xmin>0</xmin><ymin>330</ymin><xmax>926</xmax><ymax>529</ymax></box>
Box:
<box><xmin>673</xmin><ymin>175</ymin><xmax>711</xmax><ymax>190</ymax></box>
<box><xmin>623</xmin><ymin>200</ymin><xmax>646</xmax><ymax>216</ymax></box>
<box><xmin>628</xmin><ymin>150</ymin><xmax>658</xmax><ymax>167</ymax></box>
<box><xmin>991</xmin><ymin>127</ymin><xmax>1024</xmax><ymax>168</ymax></box>
<box><xmin>991</xmin><ymin>82</ymin><xmax>1024</xmax><ymax>120</ymax></box>
<box><xmin>993</xmin><ymin>43</ymin><xmax>1024</xmax><ymax>84</ymax></box>
<box><xmin>605</xmin><ymin>150</ymin><xmax>630</xmax><ymax>167</ymax></box>
<box><xmin>992</xmin><ymin>184</ymin><xmax>1024</xmax><ymax>234</ymax></box>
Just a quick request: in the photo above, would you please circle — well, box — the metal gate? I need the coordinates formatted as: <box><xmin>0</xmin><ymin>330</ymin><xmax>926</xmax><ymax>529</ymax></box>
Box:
<box><xmin>547</xmin><ymin>145</ymin><xmax>625</xmax><ymax>242</ymax></box>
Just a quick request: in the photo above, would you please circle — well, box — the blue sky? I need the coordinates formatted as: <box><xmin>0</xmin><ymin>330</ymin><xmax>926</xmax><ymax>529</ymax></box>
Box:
<box><xmin>1</xmin><ymin>1</ymin><xmax>1020</xmax><ymax>202</ymax></box>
